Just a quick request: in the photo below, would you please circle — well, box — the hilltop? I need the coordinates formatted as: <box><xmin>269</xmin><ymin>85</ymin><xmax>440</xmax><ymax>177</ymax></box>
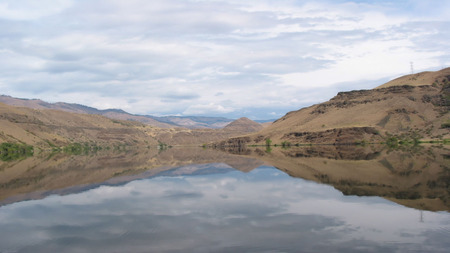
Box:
<box><xmin>377</xmin><ymin>67</ymin><xmax>450</xmax><ymax>88</ymax></box>
<box><xmin>217</xmin><ymin>68</ymin><xmax>450</xmax><ymax>146</ymax></box>
<box><xmin>223</xmin><ymin>117</ymin><xmax>264</xmax><ymax>132</ymax></box>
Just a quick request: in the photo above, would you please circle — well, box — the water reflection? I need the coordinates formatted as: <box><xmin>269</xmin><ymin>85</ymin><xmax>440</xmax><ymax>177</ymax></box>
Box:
<box><xmin>0</xmin><ymin>148</ymin><xmax>262</xmax><ymax>205</ymax></box>
<box><xmin>1</xmin><ymin>165</ymin><xmax>449</xmax><ymax>252</ymax></box>
<box><xmin>0</xmin><ymin>145</ymin><xmax>449</xmax><ymax>252</ymax></box>
<box><xmin>220</xmin><ymin>145</ymin><xmax>450</xmax><ymax>211</ymax></box>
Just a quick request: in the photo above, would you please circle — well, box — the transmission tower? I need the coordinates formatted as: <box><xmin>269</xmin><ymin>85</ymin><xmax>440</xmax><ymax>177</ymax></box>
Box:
<box><xmin>410</xmin><ymin>62</ymin><xmax>414</xmax><ymax>74</ymax></box>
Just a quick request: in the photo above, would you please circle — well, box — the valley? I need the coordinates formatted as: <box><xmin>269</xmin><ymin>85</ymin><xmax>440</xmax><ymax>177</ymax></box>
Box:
<box><xmin>0</xmin><ymin>68</ymin><xmax>449</xmax><ymax>151</ymax></box>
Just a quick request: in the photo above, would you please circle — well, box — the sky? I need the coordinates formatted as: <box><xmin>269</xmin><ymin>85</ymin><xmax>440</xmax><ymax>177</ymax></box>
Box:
<box><xmin>0</xmin><ymin>0</ymin><xmax>449</xmax><ymax>120</ymax></box>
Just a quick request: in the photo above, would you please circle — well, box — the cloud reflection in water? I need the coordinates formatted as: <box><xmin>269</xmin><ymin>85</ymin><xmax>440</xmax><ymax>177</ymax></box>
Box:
<box><xmin>0</xmin><ymin>165</ymin><xmax>449</xmax><ymax>253</ymax></box>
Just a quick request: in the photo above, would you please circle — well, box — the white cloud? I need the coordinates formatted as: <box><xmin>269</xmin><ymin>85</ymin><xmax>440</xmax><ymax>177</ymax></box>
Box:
<box><xmin>0</xmin><ymin>0</ymin><xmax>72</xmax><ymax>20</ymax></box>
<box><xmin>277</xmin><ymin>39</ymin><xmax>443</xmax><ymax>89</ymax></box>
<box><xmin>183</xmin><ymin>103</ymin><xmax>235</xmax><ymax>115</ymax></box>
<box><xmin>0</xmin><ymin>0</ymin><xmax>449</xmax><ymax>119</ymax></box>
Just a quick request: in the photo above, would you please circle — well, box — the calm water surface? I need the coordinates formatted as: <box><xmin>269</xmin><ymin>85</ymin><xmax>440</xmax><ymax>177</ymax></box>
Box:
<box><xmin>0</xmin><ymin>146</ymin><xmax>449</xmax><ymax>252</ymax></box>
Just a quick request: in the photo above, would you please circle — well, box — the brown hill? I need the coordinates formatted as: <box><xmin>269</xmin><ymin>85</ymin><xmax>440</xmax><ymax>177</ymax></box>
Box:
<box><xmin>223</xmin><ymin>117</ymin><xmax>263</xmax><ymax>132</ymax></box>
<box><xmin>0</xmin><ymin>102</ymin><xmax>160</xmax><ymax>148</ymax></box>
<box><xmin>377</xmin><ymin>67</ymin><xmax>450</xmax><ymax>88</ymax></box>
<box><xmin>217</xmin><ymin>69</ymin><xmax>450</xmax><ymax>145</ymax></box>
<box><xmin>0</xmin><ymin>95</ymin><xmax>237</xmax><ymax>129</ymax></box>
<box><xmin>0</xmin><ymin>102</ymin><xmax>263</xmax><ymax>148</ymax></box>
<box><xmin>0</xmin><ymin>95</ymin><xmax>174</xmax><ymax>128</ymax></box>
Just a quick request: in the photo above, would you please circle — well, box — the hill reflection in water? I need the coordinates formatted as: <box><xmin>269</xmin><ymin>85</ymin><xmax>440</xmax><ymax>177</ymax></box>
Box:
<box><xmin>0</xmin><ymin>145</ymin><xmax>449</xmax><ymax>252</ymax></box>
<box><xmin>1</xmin><ymin>145</ymin><xmax>449</xmax><ymax>211</ymax></box>
<box><xmin>219</xmin><ymin>144</ymin><xmax>450</xmax><ymax>212</ymax></box>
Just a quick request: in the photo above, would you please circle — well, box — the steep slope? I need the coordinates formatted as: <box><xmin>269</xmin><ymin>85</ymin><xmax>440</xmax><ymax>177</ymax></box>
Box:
<box><xmin>220</xmin><ymin>68</ymin><xmax>450</xmax><ymax>145</ymax></box>
<box><xmin>223</xmin><ymin>117</ymin><xmax>263</xmax><ymax>132</ymax></box>
<box><xmin>0</xmin><ymin>102</ymin><xmax>159</xmax><ymax>148</ymax></box>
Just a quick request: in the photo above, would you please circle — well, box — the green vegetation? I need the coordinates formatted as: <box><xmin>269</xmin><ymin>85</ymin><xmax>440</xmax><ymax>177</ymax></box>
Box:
<box><xmin>0</xmin><ymin>142</ymin><xmax>34</xmax><ymax>161</ymax></box>
<box><xmin>384</xmin><ymin>131</ymin><xmax>422</xmax><ymax>148</ymax></box>
<box><xmin>265</xmin><ymin>138</ymin><xmax>272</xmax><ymax>147</ymax></box>
<box><xmin>62</xmin><ymin>142</ymin><xmax>104</xmax><ymax>155</ymax></box>
<box><xmin>281</xmin><ymin>141</ymin><xmax>291</xmax><ymax>148</ymax></box>
<box><xmin>158</xmin><ymin>141</ymin><xmax>170</xmax><ymax>151</ymax></box>
<box><xmin>355</xmin><ymin>140</ymin><xmax>368</xmax><ymax>146</ymax></box>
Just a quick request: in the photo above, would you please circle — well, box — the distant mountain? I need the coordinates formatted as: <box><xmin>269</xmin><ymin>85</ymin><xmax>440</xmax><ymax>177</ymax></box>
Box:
<box><xmin>223</xmin><ymin>117</ymin><xmax>264</xmax><ymax>133</ymax></box>
<box><xmin>254</xmin><ymin>119</ymin><xmax>275</xmax><ymax>123</ymax></box>
<box><xmin>151</xmin><ymin>116</ymin><xmax>233</xmax><ymax>129</ymax></box>
<box><xmin>0</xmin><ymin>95</ymin><xmax>237</xmax><ymax>129</ymax></box>
<box><xmin>217</xmin><ymin>68</ymin><xmax>450</xmax><ymax>146</ymax></box>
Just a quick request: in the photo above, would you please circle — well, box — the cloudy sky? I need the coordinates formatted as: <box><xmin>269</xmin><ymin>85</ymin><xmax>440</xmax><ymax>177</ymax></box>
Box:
<box><xmin>0</xmin><ymin>0</ymin><xmax>449</xmax><ymax>119</ymax></box>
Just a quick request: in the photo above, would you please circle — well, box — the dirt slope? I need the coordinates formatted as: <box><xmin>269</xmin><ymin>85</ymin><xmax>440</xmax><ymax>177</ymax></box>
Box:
<box><xmin>0</xmin><ymin>102</ymin><xmax>160</xmax><ymax>148</ymax></box>
<box><xmin>222</xmin><ymin>69</ymin><xmax>449</xmax><ymax>145</ymax></box>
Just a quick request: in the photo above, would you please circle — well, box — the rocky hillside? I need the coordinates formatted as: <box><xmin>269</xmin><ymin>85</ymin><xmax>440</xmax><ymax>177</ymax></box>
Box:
<box><xmin>218</xmin><ymin>68</ymin><xmax>450</xmax><ymax>145</ymax></box>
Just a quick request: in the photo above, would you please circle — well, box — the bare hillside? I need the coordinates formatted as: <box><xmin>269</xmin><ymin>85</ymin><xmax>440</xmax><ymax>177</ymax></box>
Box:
<box><xmin>217</xmin><ymin>69</ymin><xmax>450</xmax><ymax>145</ymax></box>
<box><xmin>0</xmin><ymin>102</ymin><xmax>160</xmax><ymax>148</ymax></box>
<box><xmin>0</xmin><ymin>102</ymin><xmax>263</xmax><ymax>148</ymax></box>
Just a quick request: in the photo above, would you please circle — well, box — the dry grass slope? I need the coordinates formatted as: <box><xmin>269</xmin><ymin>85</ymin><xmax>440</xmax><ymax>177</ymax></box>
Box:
<box><xmin>221</xmin><ymin>68</ymin><xmax>450</xmax><ymax>145</ymax></box>
<box><xmin>377</xmin><ymin>67</ymin><xmax>450</xmax><ymax>88</ymax></box>
<box><xmin>0</xmin><ymin>102</ymin><xmax>160</xmax><ymax>148</ymax></box>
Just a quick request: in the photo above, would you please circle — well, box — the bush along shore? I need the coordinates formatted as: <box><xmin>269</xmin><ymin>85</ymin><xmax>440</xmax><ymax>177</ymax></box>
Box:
<box><xmin>0</xmin><ymin>142</ymin><xmax>34</xmax><ymax>161</ymax></box>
